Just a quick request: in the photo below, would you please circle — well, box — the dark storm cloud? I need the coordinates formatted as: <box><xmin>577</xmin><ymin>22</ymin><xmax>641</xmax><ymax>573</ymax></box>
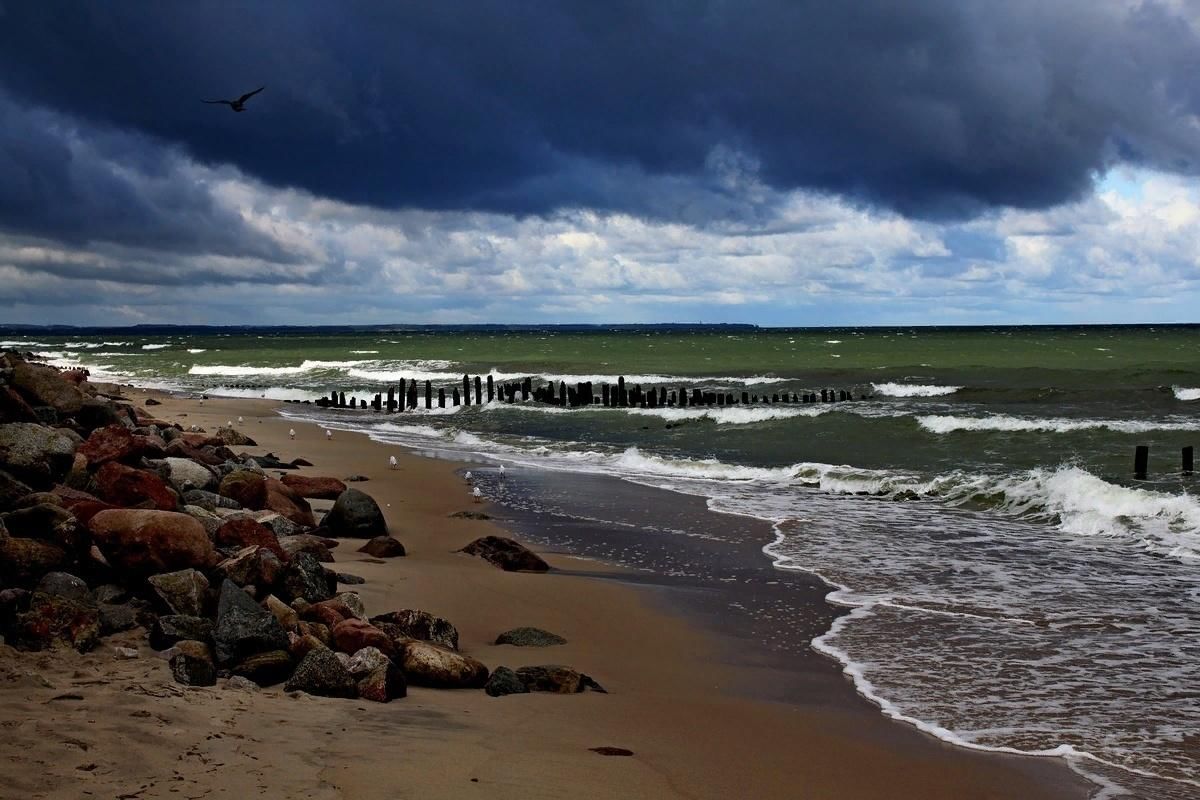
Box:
<box><xmin>1</xmin><ymin>0</ymin><xmax>1198</xmax><ymax>221</ymax></box>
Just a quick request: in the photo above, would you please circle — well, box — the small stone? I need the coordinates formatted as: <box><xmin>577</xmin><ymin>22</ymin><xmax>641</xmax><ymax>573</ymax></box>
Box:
<box><xmin>98</xmin><ymin>603</ymin><xmax>138</xmax><ymax>635</ymax></box>
<box><xmin>113</xmin><ymin>646</ymin><xmax>139</xmax><ymax>660</ymax></box>
<box><xmin>590</xmin><ymin>747</ymin><xmax>634</xmax><ymax>757</ymax></box>
<box><xmin>334</xmin><ymin>572</ymin><xmax>365</xmax><ymax>585</ymax></box>
<box><xmin>225</xmin><ymin>675</ymin><xmax>258</xmax><ymax>691</ymax></box>
<box><xmin>35</xmin><ymin>572</ymin><xmax>92</xmax><ymax>604</ymax></box>
<box><xmin>169</xmin><ymin>640</ymin><xmax>216</xmax><ymax>686</ymax></box>
<box><xmin>494</xmin><ymin>627</ymin><xmax>567</xmax><ymax>647</ymax></box>
<box><xmin>264</xmin><ymin>594</ymin><xmax>299</xmax><ymax>631</ymax></box>
<box><xmin>356</xmin><ymin>536</ymin><xmax>405</xmax><ymax>558</ymax></box>
<box><xmin>515</xmin><ymin>665</ymin><xmax>605</xmax><ymax>694</ymax></box>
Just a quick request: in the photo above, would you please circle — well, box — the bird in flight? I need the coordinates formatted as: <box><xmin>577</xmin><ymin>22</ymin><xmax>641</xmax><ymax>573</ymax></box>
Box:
<box><xmin>202</xmin><ymin>86</ymin><xmax>264</xmax><ymax>112</ymax></box>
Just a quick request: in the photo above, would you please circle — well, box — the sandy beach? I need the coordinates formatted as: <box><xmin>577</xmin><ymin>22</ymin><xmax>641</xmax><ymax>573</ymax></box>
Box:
<box><xmin>0</xmin><ymin>390</ymin><xmax>1091</xmax><ymax>799</ymax></box>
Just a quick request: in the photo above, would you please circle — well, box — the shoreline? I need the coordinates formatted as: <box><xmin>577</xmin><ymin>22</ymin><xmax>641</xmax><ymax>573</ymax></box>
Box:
<box><xmin>1</xmin><ymin>387</ymin><xmax>1093</xmax><ymax>799</ymax></box>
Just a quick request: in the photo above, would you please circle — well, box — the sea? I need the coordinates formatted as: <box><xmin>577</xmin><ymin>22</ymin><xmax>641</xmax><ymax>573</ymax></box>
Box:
<box><xmin>10</xmin><ymin>324</ymin><xmax>1200</xmax><ymax>798</ymax></box>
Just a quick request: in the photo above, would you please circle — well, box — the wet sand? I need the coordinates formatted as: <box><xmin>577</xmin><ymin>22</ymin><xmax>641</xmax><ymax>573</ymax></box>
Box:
<box><xmin>0</xmin><ymin>390</ymin><xmax>1092</xmax><ymax>799</ymax></box>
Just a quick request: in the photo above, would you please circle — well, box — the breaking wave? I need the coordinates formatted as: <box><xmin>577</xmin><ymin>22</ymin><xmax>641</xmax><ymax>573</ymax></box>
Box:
<box><xmin>872</xmin><ymin>382</ymin><xmax>961</xmax><ymax>397</ymax></box>
<box><xmin>918</xmin><ymin>413</ymin><xmax>1200</xmax><ymax>435</ymax></box>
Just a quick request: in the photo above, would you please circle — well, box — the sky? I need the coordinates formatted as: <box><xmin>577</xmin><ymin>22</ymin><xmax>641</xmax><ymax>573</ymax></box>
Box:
<box><xmin>1</xmin><ymin>1</ymin><xmax>1200</xmax><ymax>327</ymax></box>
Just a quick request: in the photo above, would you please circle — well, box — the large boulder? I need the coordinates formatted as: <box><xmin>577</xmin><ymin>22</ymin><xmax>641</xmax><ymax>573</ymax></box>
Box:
<box><xmin>147</xmin><ymin>568</ymin><xmax>209</xmax><ymax>617</ymax></box>
<box><xmin>215</xmin><ymin>427</ymin><xmax>257</xmax><ymax>447</ymax></box>
<box><xmin>494</xmin><ymin>627</ymin><xmax>567</xmax><ymax>647</ymax></box>
<box><xmin>0</xmin><ymin>469</ymin><xmax>33</xmax><ymax>512</ymax></box>
<box><xmin>0</xmin><ymin>386</ymin><xmax>39</xmax><ymax>424</ymax></box>
<box><xmin>88</xmin><ymin>509</ymin><xmax>217</xmax><ymax>578</ymax></box>
<box><xmin>264</xmin><ymin>479</ymin><xmax>315</xmax><ymax>528</ymax></box>
<box><xmin>280</xmin><ymin>552</ymin><xmax>333</xmax><ymax>604</ymax></box>
<box><xmin>77</xmin><ymin>425</ymin><xmax>138</xmax><ymax>467</ymax></box>
<box><xmin>515</xmin><ymin>665</ymin><xmax>606</xmax><ymax>694</ymax></box>
<box><xmin>161</xmin><ymin>458</ymin><xmax>216</xmax><ymax>493</ymax></box>
<box><xmin>322</xmin><ymin>489</ymin><xmax>387</xmax><ymax>538</ymax></box>
<box><xmin>459</xmin><ymin>536</ymin><xmax>549</xmax><ymax>572</ymax></box>
<box><xmin>219</xmin><ymin>469</ymin><xmax>268</xmax><ymax>509</ymax></box>
<box><xmin>280</xmin><ymin>474</ymin><xmax>347</xmax><ymax>500</ymax></box>
<box><xmin>357</xmin><ymin>536</ymin><xmax>405</xmax><ymax>558</ymax></box>
<box><xmin>331</xmin><ymin>618</ymin><xmax>394</xmax><ymax>656</ymax></box>
<box><xmin>93</xmin><ymin>462</ymin><xmax>178</xmax><ymax>510</ymax></box>
<box><xmin>278</xmin><ymin>534</ymin><xmax>336</xmax><ymax>562</ymax></box>
<box><xmin>216</xmin><ymin>546</ymin><xmax>284</xmax><ymax>592</ymax></box>
<box><xmin>0</xmin><ymin>423</ymin><xmax>76</xmax><ymax>488</ymax></box>
<box><xmin>36</xmin><ymin>571</ymin><xmax>90</xmax><ymax>603</ymax></box>
<box><xmin>484</xmin><ymin>666</ymin><xmax>529</xmax><ymax>698</ymax></box>
<box><xmin>75</xmin><ymin>398</ymin><xmax>128</xmax><ymax>433</ymax></box>
<box><xmin>0</xmin><ymin>536</ymin><xmax>70</xmax><ymax>587</ymax></box>
<box><xmin>11</xmin><ymin>361</ymin><xmax>84</xmax><ymax>415</ymax></box>
<box><xmin>13</xmin><ymin>591</ymin><xmax>100</xmax><ymax>652</ymax></box>
<box><xmin>216</xmin><ymin>517</ymin><xmax>287</xmax><ymax>560</ymax></box>
<box><xmin>149</xmin><ymin>614</ymin><xmax>213</xmax><ymax>650</ymax></box>
<box><xmin>169</xmin><ymin>640</ymin><xmax>216</xmax><ymax>686</ymax></box>
<box><xmin>398</xmin><ymin>640</ymin><xmax>489</xmax><ymax>689</ymax></box>
<box><xmin>371</xmin><ymin>610</ymin><xmax>459</xmax><ymax>651</ymax></box>
<box><xmin>284</xmin><ymin>648</ymin><xmax>357</xmax><ymax>698</ymax></box>
<box><xmin>213</xmin><ymin>579</ymin><xmax>289</xmax><ymax>666</ymax></box>
<box><xmin>1</xmin><ymin>503</ymin><xmax>85</xmax><ymax>553</ymax></box>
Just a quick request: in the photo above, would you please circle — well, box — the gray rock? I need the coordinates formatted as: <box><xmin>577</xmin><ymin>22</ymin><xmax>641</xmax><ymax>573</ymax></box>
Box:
<box><xmin>149</xmin><ymin>614</ymin><xmax>213</xmax><ymax>650</ymax></box>
<box><xmin>98</xmin><ymin>603</ymin><xmax>138</xmax><ymax>635</ymax></box>
<box><xmin>333</xmin><ymin>572</ymin><xmax>365</xmax><ymax>586</ymax></box>
<box><xmin>254</xmin><ymin>512</ymin><xmax>301</xmax><ymax>538</ymax></box>
<box><xmin>225</xmin><ymin>675</ymin><xmax>259</xmax><ymax>691</ymax></box>
<box><xmin>0</xmin><ymin>469</ymin><xmax>32</xmax><ymax>512</ymax></box>
<box><xmin>161</xmin><ymin>457</ymin><xmax>217</xmax><ymax>493</ymax></box>
<box><xmin>147</xmin><ymin>569</ymin><xmax>209</xmax><ymax>617</ymax></box>
<box><xmin>11</xmin><ymin>361</ymin><xmax>84</xmax><ymax>415</ymax></box>
<box><xmin>35</xmin><ymin>572</ymin><xmax>92</xmax><ymax>605</ymax></box>
<box><xmin>0</xmin><ymin>423</ymin><xmax>76</xmax><ymax>489</ymax></box>
<box><xmin>321</xmin><ymin>489</ymin><xmax>386</xmax><ymax>538</ymax></box>
<box><xmin>515</xmin><ymin>665</ymin><xmax>605</xmax><ymax>694</ymax></box>
<box><xmin>1</xmin><ymin>503</ymin><xmax>84</xmax><ymax>552</ymax></box>
<box><xmin>399</xmin><ymin>640</ymin><xmax>489</xmax><ymax>688</ymax></box>
<box><xmin>346</xmin><ymin>646</ymin><xmax>391</xmax><ymax>678</ymax></box>
<box><xmin>459</xmin><ymin>536</ymin><xmax>549</xmax><ymax>572</ymax></box>
<box><xmin>284</xmin><ymin>648</ymin><xmax>357</xmax><ymax>698</ymax></box>
<box><xmin>182</xmin><ymin>489</ymin><xmax>241</xmax><ymax>511</ymax></box>
<box><xmin>169</xmin><ymin>640</ymin><xmax>216</xmax><ymax>686</ymax></box>
<box><xmin>213</xmin><ymin>579</ymin><xmax>289</xmax><ymax>666</ymax></box>
<box><xmin>371</xmin><ymin>609</ymin><xmax>460</xmax><ymax>651</ymax></box>
<box><xmin>93</xmin><ymin>584</ymin><xmax>128</xmax><ymax>605</ymax></box>
<box><xmin>494</xmin><ymin>627</ymin><xmax>567</xmax><ymax>647</ymax></box>
<box><xmin>278</xmin><ymin>534</ymin><xmax>335</xmax><ymax>562</ymax></box>
<box><xmin>484</xmin><ymin>666</ymin><xmax>529</xmax><ymax>697</ymax></box>
<box><xmin>281</xmin><ymin>553</ymin><xmax>333</xmax><ymax>604</ymax></box>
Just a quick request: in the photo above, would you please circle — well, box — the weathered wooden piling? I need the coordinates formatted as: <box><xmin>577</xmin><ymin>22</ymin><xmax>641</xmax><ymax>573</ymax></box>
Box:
<box><xmin>452</xmin><ymin>388</ymin><xmax>460</xmax><ymax>406</ymax></box>
<box><xmin>438</xmin><ymin>388</ymin><xmax>446</xmax><ymax>408</ymax></box>
<box><xmin>425</xmin><ymin>381</ymin><xmax>432</xmax><ymax>409</ymax></box>
<box><xmin>679</xmin><ymin>386</ymin><xmax>688</xmax><ymax>407</ymax></box>
<box><xmin>486</xmin><ymin>375</ymin><xmax>495</xmax><ymax>403</ymax></box>
<box><xmin>1134</xmin><ymin>445</ymin><xmax>1149</xmax><ymax>480</ymax></box>
<box><xmin>387</xmin><ymin>387</ymin><xmax>395</xmax><ymax>412</ymax></box>
<box><xmin>618</xmin><ymin>377</ymin><xmax>627</xmax><ymax>406</ymax></box>
<box><xmin>462</xmin><ymin>375</ymin><xmax>471</xmax><ymax>405</ymax></box>
<box><xmin>1184</xmin><ymin>446</ymin><xmax>1194</xmax><ymax>474</ymax></box>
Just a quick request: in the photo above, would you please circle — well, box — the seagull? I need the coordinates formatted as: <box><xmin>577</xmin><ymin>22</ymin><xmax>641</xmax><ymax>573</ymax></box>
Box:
<box><xmin>472</xmin><ymin>486</ymin><xmax>483</xmax><ymax>503</ymax></box>
<box><xmin>202</xmin><ymin>86</ymin><xmax>264</xmax><ymax>112</ymax></box>
<box><xmin>237</xmin><ymin>416</ymin><xmax>244</xmax><ymax>425</ymax></box>
<box><xmin>325</xmin><ymin>430</ymin><xmax>332</xmax><ymax>440</ymax></box>
<box><xmin>227</xmin><ymin>420</ymin><xmax>233</xmax><ymax>428</ymax></box>
<box><xmin>498</xmin><ymin>464</ymin><xmax>506</xmax><ymax>480</ymax></box>
<box><xmin>389</xmin><ymin>455</ymin><xmax>398</xmax><ymax>470</ymax></box>
<box><xmin>289</xmin><ymin>428</ymin><xmax>296</xmax><ymax>440</ymax></box>
<box><xmin>464</xmin><ymin>470</ymin><xmax>473</xmax><ymax>482</ymax></box>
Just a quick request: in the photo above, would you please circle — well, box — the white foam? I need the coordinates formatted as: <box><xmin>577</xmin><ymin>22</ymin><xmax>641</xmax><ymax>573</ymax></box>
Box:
<box><xmin>626</xmin><ymin>406</ymin><xmax>827</xmax><ymax>425</ymax></box>
<box><xmin>918</xmin><ymin>413</ymin><xmax>1200</xmax><ymax>435</ymax></box>
<box><xmin>350</xmin><ymin>350</ymin><xmax>380</xmax><ymax>354</ymax></box>
<box><xmin>189</xmin><ymin>359</ymin><xmax>369</xmax><ymax>376</ymax></box>
<box><xmin>187</xmin><ymin>348</ymin><xmax>207</xmax><ymax>354</ymax></box>
<box><xmin>141</xmin><ymin>343</ymin><xmax>170</xmax><ymax>350</ymax></box>
<box><xmin>872</xmin><ymin>382</ymin><xmax>961</xmax><ymax>397</ymax></box>
<box><xmin>1172</xmin><ymin>386</ymin><xmax>1200</xmax><ymax>401</ymax></box>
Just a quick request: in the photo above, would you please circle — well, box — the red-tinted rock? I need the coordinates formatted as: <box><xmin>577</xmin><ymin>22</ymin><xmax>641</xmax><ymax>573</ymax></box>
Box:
<box><xmin>264</xmin><ymin>478</ymin><xmax>315</xmax><ymax>528</ymax></box>
<box><xmin>216</xmin><ymin>545</ymin><xmax>284</xmax><ymax>590</ymax></box>
<box><xmin>356</xmin><ymin>662</ymin><xmax>407</xmax><ymax>702</ymax></box>
<box><xmin>164</xmin><ymin>439</ymin><xmax>223</xmax><ymax>466</ymax></box>
<box><xmin>78</xmin><ymin>425</ymin><xmax>138</xmax><ymax>467</ymax></box>
<box><xmin>215</xmin><ymin>518</ymin><xmax>288</xmax><ymax>561</ymax></box>
<box><xmin>219</xmin><ymin>469</ymin><xmax>268</xmax><ymax>510</ymax></box>
<box><xmin>93</xmin><ymin>462</ymin><xmax>178</xmax><ymax>510</ymax></box>
<box><xmin>280</xmin><ymin>474</ymin><xmax>347</xmax><ymax>501</ymax></box>
<box><xmin>357</xmin><ymin>536</ymin><xmax>406</xmax><ymax>558</ymax></box>
<box><xmin>131</xmin><ymin>433</ymin><xmax>167</xmax><ymax>459</ymax></box>
<box><xmin>0</xmin><ymin>536</ymin><xmax>70</xmax><ymax>587</ymax></box>
<box><xmin>331</xmin><ymin>618</ymin><xmax>394</xmax><ymax>656</ymax></box>
<box><xmin>300</xmin><ymin>603</ymin><xmax>347</xmax><ymax>630</ymax></box>
<box><xmin>51</xmin><ymin>486</ymin><xmax>117</xmax><ymax>525</ymax></box>
<box><xmin>14</xmin><ymin>592</ymin><xmax>99</xmax><ymax>652</ymax></box>
<box><xmin>459</xmin><ymin>536</ymin><xmax>549</xmax><ymax>572</ymax></box>
<box><xmin>88</xmin><ymin>509</ymin><xmax>217</xmax><ymax>577</ymax></box>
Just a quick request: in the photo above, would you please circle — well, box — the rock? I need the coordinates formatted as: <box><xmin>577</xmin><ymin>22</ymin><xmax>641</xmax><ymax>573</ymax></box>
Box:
<box><xmin>344</xmin><ymin>474</ymin><xmax>368</xmax><ymax>482</ymax></box>
<box><xmin>264</xmin><ymin>478</ymin><xmax>315</xmax><ymax>528</ymax></box>
<box><xmin>279</xmin><ymin>474</ymin><xmax>347</xmax><ymax>500</ymax></box>
<box><xmin>356</xmin><ymin>662</ymin><xmax>407</xmax><ymax>702</ymax></box>
<box><xmin>0</xmin><ymin>536</ymin><xmax>70</xmax><ymax>587</ymax></box>
<box><xmin>147</xmin><ymin>569</ymin><xmax>209</xmax><ymax>617</ymax></box>
<box><xmin>88</xmin><ymin>509</ymin><xmax>216</xmax><ymax>577</ymax></box>
<box><xmin>161</xmin><ymin>457</ymin><xmax>216</xmax><ymax>493</ymax></box>
<box><xmin>515</xmin><ymin>665</ymin><xmax>605</xmax><ymax>694</ymax></box>
<box><xmin>371</xmin><ymin>610</ymin><xmax>459</xmax><ymax>651</ymax></box>
<box><xmin>459</xmin><ymin>536</ymin><xmax>549</xmax><ymax>572</ymax></box>
<box><xmin>218</xmin><ymin>469</ymin><xmax>268</xmax><ymax>509</ymax></box>
<box><xmin>232</xmin><ymin>649</ymin><xmax>293</xmax><ymax>686</ymax></box>
<box><xmin>484</xmin><ymin>666</ymin><xmax>529</xmax><ymax>697</ymax></box>
<box><xmin>356</xmin><ymin>536</ymin><xmax>405</xmax><ymax>558</ymax></box>
<box><xmin>322</xmin><ymin>489</ymin><xmax>386</xmax><ymax>539</ymax></box>
<box><xmin>331</xmin><ymin>618</ymin><xmax>393</xmax><ymax>656</ymax></box>
<box><xmin>183</xmin><ymin>505</ymin><xmax>223</xmax><ymax>538</ymax></box>
<box><xmin>346</xmin><ymin>646</ymin><xmax>391</xmax><ymax>678</ymax></box>
<box><xmin>494</xmin><ymin>627</ymin><xmax>567</xmax><ymax>647</ymax></box>
<box><xmin>333</xmin><ymin>572</ymin><xmax>365</xmax><ymax>585</ymax></box>
<box><xmin>215</xmin><ymin>427</ymin><xmax>257</xmax><ymax>447</ymax></box>
<box><xmin>264</xmin><ymin>594</ymin><xmax>299</xmax><ymax>631</ymax></box>
<box><xmin>14</xmin><ymin>592</ymin><xmax>100</xmax><ymax>652</ymax></box>
<box><xmin>11</xmin><ymin>361</ymin><xmax>84</xmax><ymax>415</ymax></box>
<box><xmin>280</xmin><ymin>552</ymin><xmax>333</xmax><ymax>604</ymax></box>
<box><xmin>14</xmin><ymin>491</ymin><xmax>63</xmax><ymax>508</ymax></box>
<box><xmin>284</xmin><ymin>648</ymin><xmax>357</xmax><ymax>698</ymax></box>
<box><xmin>287</xmin><ymin>632</ymin><xmax>329</xmax><ymax>661</ymax></box>
<box><xmin>590</xmin><ymin>747</ymin><xmax>634</xmax><ymax>757</ymax></box>
<box><xmin>113</xmin><ymin>646</ymin><xmax>140</xmax><ymax>660</ymax></box>
<box><xmin>169</xmin><ymin>640</ymin><xmax>216</xmax><ymax>686</ymax></box>
<box><xmin>249</xmin><ymin>452</ymin><xmax>297</xmax><ymax>470</ymax></box>
<box><xmin>449</xmin><ymin>510</ymin><xmax>492</xmax><ymax>520</ymax></box>
<box><xmin>328</xmin><ymin>592</ymin><xmax>366</xmax><ymax>619</ymax></box>
<box><xmin>35</xmin><ymin>572</ymin><xmax>91</xmax><ymax>604</ymax></box>
<box><xmin>149</xmin><ymin>615</ymin><xmax>213</xmax><ymax>650</ymax></box>
<box><xmin>216</xmin><ymin>546</ymin><xmax>284</xmax><ymax>592</ymax></box>
<box><xmin>213</xmin><ymin>580</ymin><xmax>289</xmax><ymax>667</ymax></box>
<box><xmin>166</xmin><ymin>439</ymin><xmax>224</xmax><ymax>466</ymax></box>
<box><xmin>0</xmin><ymin>469</ymin><xmax>33</xmax><ymax>512</ymax></box>
<box><xmin>225</xmin><ymin>675</ymin><xmax>258</xmax><ymax>691</ymax></box>
<box><xmin>398</xmin><ymin>640</ymin><xmax>488</xmax><ymax>689</ymax></box>
<box><xmin>0</xmin><ymin>423</ymin><xmax>76</xmax><ymax>488</ymax></box>
<box><xmin>302</xmin><ymin>603</ymin><xmax>347</xmax><ymax>630</ymax></box>
<box><xmin>75</xmin><ymin>398</ymin><xmax>128</xmax><ymax>432</ymax></box>
<box><xmin>182</xmin><ymin>489</ymin><xmax>241</xmax><ymax>511</ymax></box>
<box><xmin>92</xmin><ymin>583</ymin><xmax>128</xmax><ymax>604</ymax></box>
<box><xmin>98</xmin><ymin>603</ymin><xmax>138</xmax><ymax>634</ymax></box>
<box><xmin>31</xmin><ymin>406</ymin><xmax>58</xmax><ymax>426</ymax></box>
<box><xmin>0</xmin><ymin>386</ymin><xmax>38</xmax><ymax>424</ymax></box>
<box><xmin>250</xmin><ymin>512</ymin><xmax>302</xmax><ymax>539</ymax></box>
<box><xmin>52</xmin><ymin>486</ymin><xmax>117</xmax><ymax>526</ymax></box>
<box><xmin>77</xmin><ymin>425</ymin><xmax>139</xmax><ymax>467</ymax></box>
<box><xmin>215</xmin><ymin>518</ymin><xmax>287</xmax><ymax>561</ymax></box>
<box><xmin>93</xmin><ymin>462</ymin><xmax>178</xmax><ymax>511</ymax></box>
<box><xmin>278</xmin><ymin>534</ymin><xmax>335</xmax><ymax>562</ymax></box>
<box><xmin>2</xmin><ymin>503</ymin><xmax>85</xmax><ymax>553</ymax></box>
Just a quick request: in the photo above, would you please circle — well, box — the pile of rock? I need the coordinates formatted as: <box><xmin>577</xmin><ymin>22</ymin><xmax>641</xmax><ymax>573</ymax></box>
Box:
<box><xmin>0</xmin><ymin>351</ymin><xmax>597</xmax><ymax>707</ymax></box>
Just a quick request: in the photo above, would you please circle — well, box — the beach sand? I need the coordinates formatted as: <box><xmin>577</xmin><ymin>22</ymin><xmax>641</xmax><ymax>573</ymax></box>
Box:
<box><xmin>0</xmin><ymin>391</ymin><xmax>1091</xmax><ymax>799</ymax></box>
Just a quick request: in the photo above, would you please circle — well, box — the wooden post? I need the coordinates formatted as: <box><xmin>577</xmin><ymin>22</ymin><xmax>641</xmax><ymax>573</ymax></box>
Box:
<box><xmin>338</xmin><ymin>391</ymin><xmax>346</xmax><ymax>408</ymax></box>
<box><xmin>618</xmin><ymin>377</ymin><xmax>627</xmax><ymax>407</ymax></box>
<box><xmin>463</xmin><ymin>375</ymin><xmax>471</xmax><ymax>405</ymax></box>
<box><xmin>374</xmin><ymin>394</ymin><xmax>382</xmax><ymax>411</ymax></box>
<box><xmin>474</xmin><ymin>376</ymin><xmax>482</xmax><ymax>405</ymax></box>
<box><xmin>1134</xmin><ymin>445</ymin><xmax>1149</xmax><ymax>480</ymax></box>
<box><xmin>387</xmin><ymin>386</ymin><xmax>395</xmax><ymax>412</ymax></box>
<box><xmin>452</xmin><ymin>388</ymin><xmax>460</xmax><ymax>406</ymax></box>
<box><xmin>330</xmin><ymin>390</ymin><xmax>338</xmax><ymax>406</ymax></box>
<box><xmin>522</xmin><ymin>378</ymin><xmax>531</xmax><ymax>402</ymax></box>
<box><xmin>407</xmin><ymin>381</ymin><xmax>417</xmax><ymax>409</ymax></box>
<box><xmin>602</xmin><ymin>384</ymin><xmax>610</xmax><ymax>406</ymax></box>
<box><xmin>487</xmin><ymin>375</ymin><xmax>495</xmax><ymax>403</ymax></box>
<box><xmin>425</xmin><ymin>381</ymin><xmax>432</xmax><ymax>409</ymax></box>
<box><xmin>679</xmin><ymin>386</ymin><xmax>688</xmax><ymax>407</ymax></box>
<box><xmin>1183</xmin><ymin>446</ymin><xmax>1194</xmax><ymax>474</ymax></box>
<box><xmin>438</xmin><ymin>388</ymin><xmax>446</xmax><ymax>408</ymax></box>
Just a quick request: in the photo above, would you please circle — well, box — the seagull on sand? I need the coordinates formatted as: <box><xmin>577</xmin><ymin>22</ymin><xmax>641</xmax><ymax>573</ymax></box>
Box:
<box><xmin>464</xmin><ymin>470</ymin><xmax>473</xmax><ymax>482</ymax></box>
<box><xmin>389</xmin><ymin>455</ymin><xmax>398</xmax><ymax>470</ymax></box>
<box><xmin>237</xmin><ymin>416</ymin><xmax>244</xmax><ymax>425</ymax></box>
<box><xmin>326</xmin><ymin>430</ymin><xmax>332</xmax><ymax>440</ymax></box>
<box><xmin>289</xmin><ymin>428</ymin><xmax>295</xmax><ymax>440</ymax></box>
<box><xmin>498</xmin><ymin>464</ymin><xmax>506</xmax><ymax>480</ymax></box>
<box><xmin>472</xmin><ymin>486</ymin><xmax>483</xmax><ymax>503</ymax></box>
<box><xmin>202</xmin><ymin>86</ymin><xmax>264</xmax><ymax>112</ymax></box>
<box><xmin>227</xmin><ymin>420</ymin><xmax>233</xmax><ymax>428</ymax></box>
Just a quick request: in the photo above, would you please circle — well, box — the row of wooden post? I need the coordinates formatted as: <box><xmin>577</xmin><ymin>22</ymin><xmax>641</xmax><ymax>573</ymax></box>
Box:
<box><xmin>302</xmin><ymin>375</ymin><xmax>867</xmax><ymax>412</ymax></box>
<box><xmin>1134</xmin><ymin>445</ymin><xmax>1193</xmax><ymax>479</ymax></box>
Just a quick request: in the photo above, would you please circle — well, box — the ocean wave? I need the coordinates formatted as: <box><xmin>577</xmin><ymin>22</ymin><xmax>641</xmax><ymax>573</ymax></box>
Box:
<box><xmin>141</xmin><ymin>343</ymin><xmax>170</xmax><ymax>350</ymax></box>
<box><xmin>872</xmin><ymin>382</ymin><xmax>961</xmax><ymax>397</ymax></box>
<box><xmin>348</xmin><ymin>367</ymin><xmax>791</xmax><ymax>387</ymax></box>
<box><xmin>1173</xmin><ymin>386</ymin><xmax>1200</xmax><ymax>401</ymax></box>
<box><xmin>626</xmin><ymin>406</ymin><xmax>827</xmax><ymax>425</ymax></box>
<box><xmin>187</xmin><ymin>348</ymin><xmax>207</xmax><ymax>354</ymax></box>
<box><xmin>189</xmin><ymin>359</ymin><xmax>369</xmax><ymax>376</ymax></box>
<box><xmin>918</xmin><ymin>413</ymin><xmax>1200</xmax><ymax>435</ymax></box>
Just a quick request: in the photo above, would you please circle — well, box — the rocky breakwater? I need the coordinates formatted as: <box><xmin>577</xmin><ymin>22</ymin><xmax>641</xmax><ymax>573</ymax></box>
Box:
<box><xmin>0</xmin><ymin>351</ymin><xmax>600</xmax><ymax>709</ymax></box>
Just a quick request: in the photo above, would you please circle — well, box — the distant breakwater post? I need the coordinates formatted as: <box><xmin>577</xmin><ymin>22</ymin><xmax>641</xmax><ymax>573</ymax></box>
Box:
<box><xmin>298</xmin><ymin>375</ymin><xmax>870</xmax><ymax>414</ymax></box>
<box><xmin>1132</xmin><ymin>444</ymin><xmax>1195</xmax><ymax>480</ymax></box>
